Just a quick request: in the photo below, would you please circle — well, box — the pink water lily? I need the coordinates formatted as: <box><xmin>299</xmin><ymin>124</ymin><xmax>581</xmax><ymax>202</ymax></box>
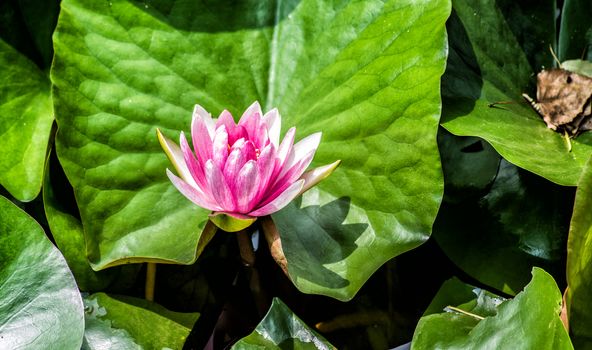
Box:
<box><xmin>157</xmin><ymin>102</ymin><xmax>339</xmax><ymax>231</ymax></box>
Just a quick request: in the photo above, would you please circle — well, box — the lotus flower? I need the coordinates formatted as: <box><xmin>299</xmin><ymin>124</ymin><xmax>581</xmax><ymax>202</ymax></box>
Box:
<box><xmin>157</xmin><ymin>102</ymin><xmax>340</xmax><ymax>232</ymax></box>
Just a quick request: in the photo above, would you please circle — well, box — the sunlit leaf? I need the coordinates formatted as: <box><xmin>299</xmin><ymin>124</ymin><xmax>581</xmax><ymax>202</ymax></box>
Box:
<box><xmin>82</xmin><ymin>293</ymin><xmax>199</xmax><ymax>350</ymax></box>
<box><xmin>232</xmin><ymin>298</ymin><xmax>335</xmax><ymax>350</ymax></box>
<box><xmin>0</xmin><ymin>195</ymin><xmax>84</xmax><ymax>349</ymax></box>
<box><xmin>52</xmin><ymin>0</ymin><xmax>449</xmax><ymax>300</ymax></box>
<box><xmin>0</xmin><ymin>39</ymin><xmax>53</xmax><ymax>201</ymax></box>
<box><xmin>411</xmin><ymin>268</ymin><xmax>573</xmax><ymax>349</ymax></box>
<box><xmin>441</xmin><ymin>0</ymin><xmax>592</xmax><ymax>186</ymax></box>
<box><xmin>566</xmin><ymin>156</ymin><xmax>592</xmax><ymax>348</ymax></box>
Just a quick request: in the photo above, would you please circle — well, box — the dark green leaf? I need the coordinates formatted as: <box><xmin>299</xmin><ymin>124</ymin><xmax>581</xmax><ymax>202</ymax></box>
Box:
<box><xmin>232</xmin><ymin>298</ymin><xmax>335</xmax><ymax>350</ymax></box>
<box><xmin>441</xmin><ymin>0</ymin><xmax>592</xmax><ymax>186</ymax></box>
<box><xmin>558</xmin><ymin>0</ymin><xmax>592</xmax><ymax>61</ymax></box>
<box><xmin>0</xmin><ymin>195</ymin><xmax>84</xmax><ymax>349</ymax></box>
<box><xmin>0</xmin><ymin>39</ymin><xmax>53</xmax><ymax>201</ymax></box>
<box><xmin>434</xmin><ymin>160</ymin><xmax>573</xmax><ymax>295</ymax></box>
<box><xmin>51</xmin><ymin>0</ymin><xmax>449</xmax><ymax>300</ymax></box>
<box><xmin>83</xmin><ymin>293</ymin><xmax>199</xmax><ymax>350</ymax></box>
<box><xmin>566</xmin><ymin>156</ymin><xmax>592</xmax><ymax>348</ymax></box>
<box><xmin>411</xmin><ymin>268</ymin><xmax>573</xmax><ymax>350</ymax></box>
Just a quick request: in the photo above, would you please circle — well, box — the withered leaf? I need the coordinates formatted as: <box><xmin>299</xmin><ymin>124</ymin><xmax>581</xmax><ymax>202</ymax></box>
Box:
<box><xmin>523</xmin><ymin>68</ymin><xmax>592</xmax><ymax>137</ymax></box>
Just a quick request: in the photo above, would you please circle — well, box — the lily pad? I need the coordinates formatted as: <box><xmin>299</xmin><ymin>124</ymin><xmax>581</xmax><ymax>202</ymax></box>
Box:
<box><xmin>0</xmin><ymin>38</ymin><xmax>53</xmax><ymax>201</ymax></box>
<box><xmin>558</xmin><ymin>0</ymin><xmax>592</xmax><ymax>62</ymax></box>
<box><xmin>43</xmin><ymin>150</ymin><xmax>117</xmax><ymax>291</ymax></box>
<box><xmin>434</xmin><ymin>159</ymin><xmax>573</xmax><ymax>295</ymax></box>
<box><xmin>83</xmin><ymin>293</ymin><xmax>199</xmax><ymax>350</ymax></box>
<box><xmin>51</xmin><ymin>0</ymin><xmax>450</xmax><ymax>300</ymax></box>
<box><xmin>411</xmin><ymin>268</ymin><xmax>573</xmax><ymax>349</ymax></box>
<box><xmin>441</xmin><ymin>0</ymin><xmax>592</xmax><ymax>186</ymax></box>
<box><xmin>232</xmin><ymin>298</ymin><xmax>335</xmax><ymax>350</ymax></box>
<box><xmin>0</xmin><ymin>195</ymin><xmax>84</xmax><ymax>349</ymax></box>
<box><xmin>566</xmin><ymin>156</ymin><xmax>592</xmax><ymax>348</ymax></box>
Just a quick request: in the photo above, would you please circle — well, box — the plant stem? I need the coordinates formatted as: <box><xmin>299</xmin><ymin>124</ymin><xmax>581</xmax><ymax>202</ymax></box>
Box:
<box><xmin>236</xmin><ymin>229</ymin><xmax>255</xmax><ymax>266</ymax></box>
<box><xmin>445</xmin><ymin>305</ymin><xmax>484</xmax><ymax>320</ymax></box>
<box><xmin>145</xmin><ymin>262</ymin><xmax>156</xmax><ymax>301</ymax></box>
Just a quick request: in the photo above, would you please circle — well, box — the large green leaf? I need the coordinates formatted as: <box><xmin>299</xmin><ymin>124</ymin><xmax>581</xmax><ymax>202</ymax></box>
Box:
<box><xmin>43</xmin><ymin>151</ymin><xmax>117</xmax><ymax>291</ymax></box>
<box><xmin>0</xmin><ymin>195</ymin><xmax>84</xmax><ymax>349</ymax></box>
<box><xmin>0</xmin><ymin>38</ymin><xmax>53</xmax><ymax>201</ymax></box>
<box><xmin>434</xmin><ymin>159</ymin><xmax>573</xmax><ymax>295</ymax></box>
<box><xmin>51</xmin><ymin>0</ymin><xmax>449</xmax><ymax>299</ymax></box>
<box><xmin>441</xmin><ymin>0</ymin><xmax>592</xmax><ymax>186</ymax></box>
<box><xmin>83</xmin><ymin>293</ymin><xmax>199</xmax><ymax>350</ymax></box>
<box><xmin>558</xmin><ymin>0</ymin><xmax>592</xmax><ymax>62</ymax></box>
<box><xmin>566</xmin><ymin>156</ymin><xmax>592</xmax><ymax>348</ymax></box>
<box><xmin>232</xmin><ymin>298</ymin><xmax>335</xmax><ymax>350</ymax></box>
<box><xmin>411</xmin><ymin>268</ymin><xmax>573</xmax><ymax>350</ymax></box>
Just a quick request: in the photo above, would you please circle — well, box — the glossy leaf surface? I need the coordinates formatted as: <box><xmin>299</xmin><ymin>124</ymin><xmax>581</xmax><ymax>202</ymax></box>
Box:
<box><xmin>232</xmin><ymin>298</ymin><xmax>335</xmax><ymax>350</ymax></box>
<box><xmin>0</xmin><ymin>39</ymin><xmax>53</xmax><ymax>201</ymax></box>
<box><xmin>52</xmin><ymin>0</ymin><xmax>449</xmax><ymax>299</ymax></box>
<box><xmin>441</xmin><ymin>0</ymin><xmax>592</xmax><ymax>186</ymax></box>
<box><xmin>82</xmin><ymin>293</ymin><xmax>199</xmax><ymax>350</ymax></box>
<box><xmin>0</xmin><ymin>195</ymin><xmax>84</xmax><ymax>349</ymax></box>
<box><xmin>567</xmin><ymin>156</ymin><xmax>592</xmax><ymax>348</ymax></box>
<box><xmin>411</xmin><ymin>268</ymin><xmax>573</xmax><ymax>350</ymax></box>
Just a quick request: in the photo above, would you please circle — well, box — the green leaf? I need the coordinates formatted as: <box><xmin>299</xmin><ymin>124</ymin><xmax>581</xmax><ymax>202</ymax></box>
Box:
<box><xmin>83</xmin><ymin>293</ymin><xmax>199</xmax><ymax>350</ymax></box>
<box><xmin>434</xmin><ymin>159</ymin><xmax>573</xmax><ymax>295</ymax></box>
<box><xmin>0</xmin><ymin>195</ymin><xmax>84</xmax><ymax>349</ymax></box>
<box><xmin>411</xmin><ymin>268</ymin><xmax>573</xmax><ymax>350</ymax></box>
<box><xmin>558</xmin><ymin>0</ymin><xmax>592</xmax><ymax>62</ymax></box>
<box><xmin>566</xmin><ymin>155</ymin><xmax>592</xmax><ymax>348</ymax></box>
<box><xmin>562</xmin><ymin>59</ymin><xmax>592</xmax><ymax>77</ymax></box>
<box><xmin>43</xmin><ymin>150</ymin><xmax>117</xmax><ymax>291</ymax></box>
<box><xmin>51</xmin><ymin>0</ymin><xmax>450</xmax><ymax>300</ymax></box>
<box><xmin>441</xmin><ymin>0</ymin><xmax>592</xmax><ymax>186</ymax></box>
<box><xmin>0</xmin><ymin>38</ymin><xmax>53</xmax><ymax>201</ymax></box>
<box><xmin>232</xmin><ymin>298</ymin><xmax>335</xmax><ymax>350</ymax></box>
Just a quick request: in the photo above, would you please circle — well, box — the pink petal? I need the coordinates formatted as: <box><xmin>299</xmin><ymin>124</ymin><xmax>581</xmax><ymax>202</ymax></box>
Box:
<box><xmin>217</xmin><ymin>110</ymin><xmax>247</xmax><ymax>145</ymax></box>
<box><xmin>212</xmin><ymin>126</ymin><xmax>229</xmax><ymax>170</ymax></box>
<box><xmin>157</xmin><ymin>129</ymin><xmax>194</xmax><ymax>186</ymax></box>
<box><xmin>298</xmin><ymin>160</ymin><xmax>341</xmax><ymax>194</ymax></box>
<box><xmin>238</xmin><ymin>101</ymin><xmax>268</xmax><ymax>148</ymax></box>
<box><xmin>223</xmin><ymin>140</ymin><xmax>256</xmax><ymax>181</ymax></box>
<box><xmin>262</xmin><ymin>108</ymin><xmax>281</xmax><ymax>147</ymax></box>
<box><xmin>282</xmin><ymin>132</ymin><xmax>322</xmax><ymax>175</ymax></box>
<box><xmin>191</xmin><ymin>116</ymin><xmax>214</xmax><ymax>166</ymax></box>
<box><xmin>205</xmin><ymin>159</ymin><xmax>235</xmax><ymax>211</ymax></box>
<box><xmin>255</xmin><ymin>143</ymin><xmax>276</xmax><ymax>194</ymax></box>
<box><xmin>179</xmin><ymin>132</ymin><xmax>208</xmax><ymax>191</ymax></box>
<box><xmin>275</xmin><ymin>127</ymin><xmax>296</xmax><ymax>170</ymax></box>
<box><xmin>166</xmin><ymin>169</ymin><xmax>221</xmax><ymax>211</ymax></box>
<box><xmin>272</xmin><ymin>149</ymin><xmax>315</xmax><ymax>193</ymax></box>
<box><xmin>193</xmin><ymin>104</ymin><xmax>215</xmax><ymax>139</ymax></box>
<box><xmin>234</xmin><ymin>160</ymin><xmax>260</xmax><ymax>213</ymax></box>
<box><xmin>249</xmin><ymin>179</ymin><xmax>305</xmax><ymax>216</ymax></box>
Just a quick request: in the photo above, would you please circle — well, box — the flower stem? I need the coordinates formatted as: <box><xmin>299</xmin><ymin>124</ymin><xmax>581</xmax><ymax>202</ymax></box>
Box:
<box><xmin>236</xmin><ymin>229</ymin><xmax>255</xmax><ymax>267</ymax></box>
<box><xmin>145</xmin><ymin>262</ymin><xmax>156</xmax><ymax>301</ymax></box>
<box><xmin>236</xmin><ymin>228</ymin><xmax>268</xmax><ymax>316</ymax></box>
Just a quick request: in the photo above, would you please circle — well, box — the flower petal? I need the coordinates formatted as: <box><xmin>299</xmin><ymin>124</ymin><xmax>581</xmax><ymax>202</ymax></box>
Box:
<box><xmin>249</xmin><ymin>179</ymin><xmax>305</xmax><ymax>217</ymax></box>
<box><xmin>223</xmin><ymin>140</ymin><xmax>256</xmax><ymax>180</ymax></box>
<box><xmin>298</xmin><ymin>160</ymin><xmax>341</xmax><ymax>194</ymax></box>
<box><xmin>157</xmin><ymin>128</ymin><xmax>194</xmax><ymax>186</ymax></box>
<box><xmin>235</xmin><ymin>160</ymin><xmax>260</xmax><ymax>213</ymax></box>
<box><xmin>212</xmin><ymin>126</ymin><xmax>229</xmax><ymax>170</ymax></box>
<box><xmin>262</xmin><ymin>108</ymin><xmax>281</xmax><ymax>147</ymax></box>
<box><xmin>166</xmin><ymin>169</ymin><xmax>221</xmax><ymax>211</ymax></box>
<box><xmin>238</xmin><ymin>101</ymin><xmax>268</xmax><ymax>148</ymax></box>
<box><xmin>193</xmin><ymin>104</ymin><xmax>215</xmax><ymax>139</ymax></box>
<box><xmin>275</xmin><ymin>127</ymin><xmax>296</xmax><ymax>170</ymax></box>
<box><xmin>179</xmin><ymin>131</ymin><xmax>207</xmax><ymax>191</ymax></box>
<box><xmin>205</xmin><ymin>159</ymin><xmax>235</xmax><ymax>211</ymax></box>
<box><xmin>191</xmin><ymin>107</ymin><xmax>215</xmax><ymax>165</ymax></box>
<box><xmin>284</xmin><ymin>132</ymin><xmax>322</xmax><ymax>170</ymax></box>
